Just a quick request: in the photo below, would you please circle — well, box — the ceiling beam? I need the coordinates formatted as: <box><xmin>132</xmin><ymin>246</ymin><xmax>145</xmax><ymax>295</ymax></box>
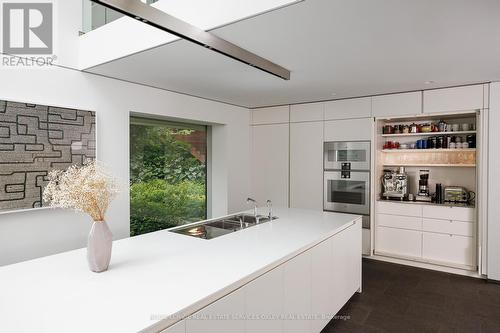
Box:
<box><xmin>91</xmin><ymin>0</ymin><xmax>291</xmax><ymax>80</ymax></box>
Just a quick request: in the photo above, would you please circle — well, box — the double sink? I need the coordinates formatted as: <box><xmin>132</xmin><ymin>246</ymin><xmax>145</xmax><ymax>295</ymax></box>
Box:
<box><xmin>170</xmin><ymin>213</ymin><xmax>278</xmax><ymax>240</ymax></box>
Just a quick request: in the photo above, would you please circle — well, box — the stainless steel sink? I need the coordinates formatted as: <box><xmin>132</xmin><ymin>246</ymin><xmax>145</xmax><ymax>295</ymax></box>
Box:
<box><xmin>170</xmin><ymin>214</ymin><xmax>278</xmax><ymax>239</ymax></box>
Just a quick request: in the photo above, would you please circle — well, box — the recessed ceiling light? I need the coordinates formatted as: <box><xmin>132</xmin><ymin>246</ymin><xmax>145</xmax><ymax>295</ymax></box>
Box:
<box><xmin>424</xmin><ymin>81</ymin><xmax>435</xmax><ymax>84</ymax></box>
<box><xmin>331</xmin><ymin>92</ymin><xmax>337</xmax><ymax>96</ymax></box>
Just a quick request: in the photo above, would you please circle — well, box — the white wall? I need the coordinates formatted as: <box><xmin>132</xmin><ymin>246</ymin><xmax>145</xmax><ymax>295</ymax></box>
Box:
<box><xmin>488</xmin><ymin>82</ymin><xmax>500</xmax><ymax>281</ymax></box>
<box><xmin>0</xmin><ymin>0</ymin><xmax>251</xmax><ymax>266</ymax></box>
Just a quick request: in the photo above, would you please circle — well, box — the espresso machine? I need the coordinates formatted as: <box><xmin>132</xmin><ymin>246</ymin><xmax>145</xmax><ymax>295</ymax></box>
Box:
<box><xmin>382</xmin><ymin>167</ymin><xmax>409</xmax><ymax>200</ymax></box>
<box><xmin>415</xmin><ymin>169</ymin><xmax>432</xmax><ymax>202</ymax></box>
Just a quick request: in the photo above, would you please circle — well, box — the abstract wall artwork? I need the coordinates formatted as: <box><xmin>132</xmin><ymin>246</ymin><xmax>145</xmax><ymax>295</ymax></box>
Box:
<box><xmin>0</xmin><ymin>100</ymin><xmax>96</xmax><ymax>213</ymax></box>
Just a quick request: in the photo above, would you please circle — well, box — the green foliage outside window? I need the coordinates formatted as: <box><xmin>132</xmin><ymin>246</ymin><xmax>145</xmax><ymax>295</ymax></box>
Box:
<box><xmin>130</xmin><ymin>120</ymin><xmax>207</xmax><ymax>236</ymax></box>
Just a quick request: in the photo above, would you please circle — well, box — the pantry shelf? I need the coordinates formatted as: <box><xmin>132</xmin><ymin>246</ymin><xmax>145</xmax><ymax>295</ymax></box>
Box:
<box><xmin>382</xmin><ymin>148</ymin><xmax>476</xmax><ymax>153</ymax></box>
<box><xmin>381</xmin><ymin>130</ymin><xmax>476</xmax><ymax>137</ymax></box>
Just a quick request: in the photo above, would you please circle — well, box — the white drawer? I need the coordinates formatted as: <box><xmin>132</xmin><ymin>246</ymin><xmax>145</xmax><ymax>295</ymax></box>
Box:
<box><xmin>376</xmin><ymin>201</ymin><xmax>422</xmax><ymax>217</ymax></box>
<box><xmin>422</xmin><ymin>218</ymin><xmax>474</xmax><ymax>237</ymax></box>
<box><xmin>422</xmin><ymin>232</ymin><xmax>476</xmax><ymax>267</ymax></box>
<box><xmin>376</xmin><ymin>227</ymin><xmax>422</xmax><ymax>258</ymax></box>
<box><xmin>422</xmin><ymin>206</ymin><xmax>475</xmax><ymax>222</ymax></box>
<box><xmin>377</xmin><ymin>214</ymin><xmax>422</xmax><ymax>231</ymax></box>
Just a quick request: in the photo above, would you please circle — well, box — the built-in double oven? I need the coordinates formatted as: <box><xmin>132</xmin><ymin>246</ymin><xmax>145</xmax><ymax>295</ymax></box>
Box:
<box><xmin>324</xmin><ymin>141</ymin><xmax>371</xmax><ymax>229</ymax></box>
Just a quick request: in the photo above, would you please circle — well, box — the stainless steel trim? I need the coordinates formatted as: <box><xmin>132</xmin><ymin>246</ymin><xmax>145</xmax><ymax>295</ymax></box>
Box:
<box><xmin>324</xmin><ymin>170</ymin><xmax>370</xmax><ymax>215</ymax></box>
<box><xmin>91</xmin><ymin>0</ymin><xmax>291</xmax><ymax>80</ymax></box>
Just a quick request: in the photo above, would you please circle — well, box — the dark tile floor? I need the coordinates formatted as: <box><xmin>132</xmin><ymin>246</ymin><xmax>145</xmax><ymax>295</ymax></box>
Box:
<box><xmin>322</xmin><ymin>259</ymin><xmax>500</xmax><ymax>333</ymax></box>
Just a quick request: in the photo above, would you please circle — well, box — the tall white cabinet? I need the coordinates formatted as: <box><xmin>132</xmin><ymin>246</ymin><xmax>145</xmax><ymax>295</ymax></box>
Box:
<box><xmin>251</xmin><ymin>106</ymin><xmax>290</xmax><ymax>207</ymax></box>
<box><xmin>290</xmin><ymin>121</ymin><xmax>324</xmax><ymax>210</ymax></box>
<box><xmin>488</xmin><ymin>82</ymin><xmax>500</xmax><ymax>281</ymax></box>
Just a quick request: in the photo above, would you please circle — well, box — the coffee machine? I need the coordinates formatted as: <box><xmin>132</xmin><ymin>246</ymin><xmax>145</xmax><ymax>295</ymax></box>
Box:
<box><xmin>415</xmin><ymin>169</ymin><xmax>432</xmax><ymax>202</ymax></box>
<box><xmin>382</xmin><ymin>167</ymin><xmax>409</xmax><ymax>200</ymax></box>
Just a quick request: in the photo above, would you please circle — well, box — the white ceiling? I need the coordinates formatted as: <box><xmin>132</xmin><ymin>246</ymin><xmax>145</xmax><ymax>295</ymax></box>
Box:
<box><xmin>86</xmin><ymin>0</ymin><xmax>500</xmax><ymax>108</ymax></box>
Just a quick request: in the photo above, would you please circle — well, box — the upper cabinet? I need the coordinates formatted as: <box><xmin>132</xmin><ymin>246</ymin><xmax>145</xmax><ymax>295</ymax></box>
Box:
<box><xmin>423</xmin><ymin>84</ymin><xmax>485</xmax><ymax>114</ymax></box>
<box><xmin>251</xmin><ymin>106</ymin><xmax>289</xmax><ymax>125</ymax></box>
<box><xmin>324</xmin><ymin>97</ymin><xmax>371</xmax><ymax>120</ymax></box>
<box><xmin>372</xmin><ymin>91</ymin><xmax>422</xmax><ymax>117</ymax></box>
<box><xmin>324</xmin><ymin>118</ymin><xmax>373</xmax><ymax>142</ymax></box>
<box><xmin>290</xmin><ymin>102</ymin><xmax>324</xmax><ymax>122</ymax></box>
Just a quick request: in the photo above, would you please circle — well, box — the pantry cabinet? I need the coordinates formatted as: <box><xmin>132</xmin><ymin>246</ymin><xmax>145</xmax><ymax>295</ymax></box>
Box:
<box><xmin>251</xmin><ymin>124</ymin><xmax>289</xmax><ymax>207</ymax></box>
<box><xmin>423</xmin><ymin>85</ymin><xmax>484</xmax><ymax>114</ymax></box>
<box><xmin>375</xmin><ymin>201</ymin><xmax>476</xmax><ymax>269</ymax></box>
<box><xmin>372</xmin><ymin>91</ymin><xmax>422</xmax><ymax>117</ymax></box>
<box><xmin>290</xmin><ymin>121</ymin><xmax>323</xmax><ymax>210</ymax></box>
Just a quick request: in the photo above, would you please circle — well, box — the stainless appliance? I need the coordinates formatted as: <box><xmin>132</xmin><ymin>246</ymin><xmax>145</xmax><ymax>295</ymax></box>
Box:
<box><xmin>324</xmin><ymin>141</ymin><xmax>371</xmax><ymax>171</ymax></box>
<box><xmin>416</xmin><ymin>169</ymin><xmax>432</xmax><ymax>202</ymax></box>
<box><xmin>382</xmin><ymin>167</ymin><xmax>409</xmax><ymax>200</ymax></box>
<box><xmin>324</xmin><ymin>141</ymin><xmax>371</xmax><ymax>230</ymax></box>
<box><xmin>444</xmin><ymin>186</ymin><xmax>475</xmax><ymax>204</ymax></box>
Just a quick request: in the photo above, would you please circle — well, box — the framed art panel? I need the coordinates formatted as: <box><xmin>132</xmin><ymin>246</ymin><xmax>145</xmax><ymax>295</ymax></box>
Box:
<box><xmin>0</xmin><ymin>100</ymin><xmax>96</xmax><ymax>213</ymax></box>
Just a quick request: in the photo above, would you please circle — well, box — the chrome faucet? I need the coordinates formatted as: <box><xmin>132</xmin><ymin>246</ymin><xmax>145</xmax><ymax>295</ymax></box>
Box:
<box><xmin>246</xmin><ymin>197</ymin><xmax>259</xmax><ymax>223</ymax></box>
<box><xmin>266</xmin><ymin>200</ymin><xmax>273</xmax><ymax>221</ymax></box>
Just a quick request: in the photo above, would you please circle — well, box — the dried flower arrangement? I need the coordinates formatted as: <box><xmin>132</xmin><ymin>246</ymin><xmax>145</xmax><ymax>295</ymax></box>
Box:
<box><xmin>43</xmin><ymin>160</ymin><xmax>120</xmax><ymax>222</ymax></box>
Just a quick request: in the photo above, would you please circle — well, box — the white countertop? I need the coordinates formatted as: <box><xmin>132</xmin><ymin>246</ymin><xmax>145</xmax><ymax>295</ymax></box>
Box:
<box><xmin>0</xmin><ymin>208</ymin><xmax>360</xmax><ymax>333</ymax></box>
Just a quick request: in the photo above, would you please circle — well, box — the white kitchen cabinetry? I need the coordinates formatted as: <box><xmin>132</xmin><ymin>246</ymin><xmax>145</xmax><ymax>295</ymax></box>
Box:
<box><xmin>290</xmin><ymin>121</ymin><xmax>323</xmax><ymax>210</ymax></box>
<box><xmin>186</xmin><ymin>289</ymin><xmax>245</xmax><ymax>333</ymax></box>
<box><xmin>488</xmin><ymin>82</ymin><xmax>500</xmax><ymax>281</ymax></box>
<box><xmin>155</xmin><ymin>220</ymin><xmax>361</xmax><ymax>333</ymax></box>
<box><xmin>372</xmin><ymin>91</ymin><xmax>422</xmax><ymax>117</ymax></box>
<box><xmin>376</xmin><ymin>226</ymin><xmax>422</xmax><ymax>258</ymax></box>
<box><xmin>251</xmin><ymin>124</ymin><xmax>289</xmax><ymax>207</ymax></box>
<box><xmin>245</xmin><ymin>266</ymin><xmax>284</xmax><ymax>333</ymax></box>
<box><xmin>310</xmin><ymin>238</ymin><xmax>335</xmax><ymax>332</ymax></box>
<box><xmin>161</xmin><ymin>321</ymin><xmax>185</xmax><ymax>333</ymax></box>
<box><xmin>423</xmin><ymin>85</ymin><xmax>484</xmax><ymax>114</ymax></box>
<box><xmin>290</xmin><ymin>102</ymin><xmax>324</xmax><ymax>122</ymax></box>
<box><xmin>375</xmin><ymin>201</ymin><xmax>476</xmax><ymax>269</ymax></box>
<box><xmin>324</xmin><ymin>118</ymin><xmax>373</xmax><ymax>142</ymax></box>
<box><xmin>283</xmin><ymin>252</ymin><xmax>312</xmax><ymax>333</ymax></box>
<box><xmin>252</xmin><ymin>106</ymin><xmax>289</xmax><ymax>125</ymax></box>
<box><xmin>324</xmin><ymin>97</ymin><xmax>371</xmax><ymax>120</ymax></box>
<box><xmin>422</xmin><ymin>233</ymin><xmax>475</xmax><ymax>267</ymax></box>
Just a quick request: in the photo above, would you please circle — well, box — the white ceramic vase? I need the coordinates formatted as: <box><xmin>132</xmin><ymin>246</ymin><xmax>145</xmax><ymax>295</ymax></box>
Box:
<box><xmin>87</xmin><ymin>221</ymin><xmax>113</xmax><ymax>273</ymax></box>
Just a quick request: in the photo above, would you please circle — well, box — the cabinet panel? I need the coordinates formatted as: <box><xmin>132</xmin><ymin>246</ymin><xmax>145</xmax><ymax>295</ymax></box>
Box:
<box><xmin>252</xmin><ymin>106</ymin><xmax>289</xmax><ymax>125</ymax></box>
<box><xmin>376</xmin><ymin>201</ymin><xmax>422</xmax><ymax>217</ymax></box>
<box><xmin>422</xmin><ymin>218</ymin><xmax>474</xmax><ymax>237</ymax></box>
<box><xmin>422</xmin><ymin>232</ymin><xmax>475</xmax><ymax>266</ymax></box>
<box><xmin>310</xmin><ymin>237</ymin><xmax>334</xmax><ymax>332</ymax></box>
<box><xmin>251</xmin><ymin>124</ymin><xmax>289</xmax><ymax>207</ymax></box>
<box><xmin>372</xmin><ymin>92</ymin><xmax>422</xmax><ymax>117</ymax></box>
<box><xmin>377</xmin><ymin>214</ymin><xmax>422</xmax><ymax>231</ymax></box>
<box><xmin>161</xmin><ymin>321</ymin><xmax>185</xmax><ymax>333</ymax></box>
<box><xmin>324</xmin><ymin>97</ymin><xmax>371</xmax><ymax>120</ymax></box>
<box><xmin>376</xmin><ymin>227</ymin><xmax>422</xmax><ymax>258</ymax></box>
<box><xmin>290</xmin><ymin>102</ymin><xmax>324</xmax><ymax>122</ymax></box>
<box><xmin>283</xmin><ymin>252</ymin><xmax>312</xmax><ymax>333</ymax></box>
<box><xmin>423</xmin><ymin>85</ymin><xmax>484</xmax><ymax>114</ymax></box>
<box><xmin>290</xmin><ymin>121</ymin><xmax>323</xmax><ymax>210</ymax></box>
<box><xmin>185</xmin><ymin>289</ymin><xmax>244</xmax><ymax>333</ymax></box>
<box><xmin>331</xmin><ymin>221</ymin><xmax>362</xmax><ymax>315</ymax></box>
<box><xmin>245</xmin><ymin>266</ymin><xmax>284</xmax><ymax>333</ymax></box>
<box><xmin>422</xmin><ymin>206</ymin><xmax>475</xmax><ymax>222</ymax></box>
<box><xmin>362</xmin><ymin>228</ymin><xmax>371</xmax><ymax>256</ymax></box>
<box><xmin>324</xmin><ymin>118</ymin><xmax>373</xmax><ymax>142</ymax></box>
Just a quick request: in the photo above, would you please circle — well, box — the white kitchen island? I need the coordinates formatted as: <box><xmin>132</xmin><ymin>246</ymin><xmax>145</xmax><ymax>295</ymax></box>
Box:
<box><xmin>0</xmin><ymin>208</ymin><xmax>362</xmax><ymax>333</ymax></box>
